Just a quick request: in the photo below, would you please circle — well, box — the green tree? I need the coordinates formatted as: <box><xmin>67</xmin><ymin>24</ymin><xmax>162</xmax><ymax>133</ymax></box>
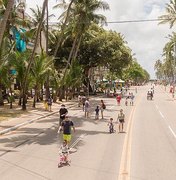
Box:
<box><xmin>123</xmin><ymin>60</ymin><xmax>149</xmax><ymax>83</ymax></box>
<box><xmin>31</xmin><ymin>52</ymin><xmax>54</xmax><ymax>108</ymax></box>
<box><xmin>0</xmin><ymin>37</ymin><xmax>12</xmax><ymax>105</ymax></box>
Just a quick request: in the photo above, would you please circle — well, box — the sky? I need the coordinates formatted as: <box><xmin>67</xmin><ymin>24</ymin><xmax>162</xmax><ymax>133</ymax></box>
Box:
<box><xmin>25</xmin><ymin>0</ymin><xmax>176</xmax><ymax>79</ymax></box>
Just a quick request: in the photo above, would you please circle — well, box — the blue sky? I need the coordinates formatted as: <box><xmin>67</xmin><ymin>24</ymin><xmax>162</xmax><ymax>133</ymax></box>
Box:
<box><xmin>25</xmin><ymin>0</ymin><xmax>175</xmax><ymax>78</ymax></box>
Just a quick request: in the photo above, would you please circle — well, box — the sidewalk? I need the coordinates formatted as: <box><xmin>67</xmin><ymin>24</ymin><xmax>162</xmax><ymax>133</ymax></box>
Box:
<box><xmin>0</xmin><ymin>87</ymin><xmax>137</xmax><ymax>136</ymax></box>
<box><xmin>0</xmin><ymin>100</ymin><xmax>77</xmax><ymax>135</ymax></box>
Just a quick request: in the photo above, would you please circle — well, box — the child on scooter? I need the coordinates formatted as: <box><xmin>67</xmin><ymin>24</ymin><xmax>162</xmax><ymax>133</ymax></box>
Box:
<box><xmin>107</xmin><ymin>118</ymin><xmax>115</xmax><ymax>133</ymax></box>
<box><xmin>58</xmin><ymin>140</ymin><xmax>70</xmax><ymax>167</ymax></box>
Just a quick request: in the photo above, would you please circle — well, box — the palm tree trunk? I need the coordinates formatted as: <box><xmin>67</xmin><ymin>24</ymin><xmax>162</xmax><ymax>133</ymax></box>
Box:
<box><xmin>62</xmin><ymin>34</ymin><xmax>78</xmax><ymax>79</ymax></box>
<box><xmin>0</xmin><ymin>0</ymin><xmax>14</xmax><ymax>48</ymax></box>
<box><xmin>39</xmin><ymin>31</ymin><xmax>43</xmax><ymax>51</ymax></box>
<box><xmin>22</xmin><ymin>0</ymin><xmax>47</xmax><ymax>110</ymax></box>
<box><xmin>54</xmin><ymin>0</ymin><xmax>75</xmax><ymax>57</ymax></box>
<box><xmin>0</xmin><ymin>84</ymin><xmax>4</xmax><ymax>106</ymax></box>
<box><xmin>72</xmin><ymin>35</ymin><xmax>82</xmax><ymax>61</ymax></box>
<box><xmin>58</xmin><ymin>35</ymin><xmax>78</xmax><ymax>102</ymax></box>
<box><xmin>33</xmin><ymin>87</ymin><xmax>37</xmax><ymax>108</ymax></box>
<box><xmin>45</xmin><ymin>0</ymin><xmax>50</xmax><ymax>99</ymax></box>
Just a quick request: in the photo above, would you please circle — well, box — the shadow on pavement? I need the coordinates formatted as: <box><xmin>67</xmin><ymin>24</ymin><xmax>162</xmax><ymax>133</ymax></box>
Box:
<box><xmin>0</xmin><ymin>96</ymin><xmax>121</xmax><ymax>153</ymax></box>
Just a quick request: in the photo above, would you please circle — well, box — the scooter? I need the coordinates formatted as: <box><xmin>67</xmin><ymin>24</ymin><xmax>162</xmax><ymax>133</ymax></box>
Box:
<box><xmin>58</xmin><ymin>152</ymin><xmax>70</xmax><ymax>167</ymax></box>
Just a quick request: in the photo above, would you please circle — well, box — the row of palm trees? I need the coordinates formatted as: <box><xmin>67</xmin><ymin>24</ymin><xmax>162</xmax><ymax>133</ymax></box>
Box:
<box><xmin>0</xmin><ymin>0</ymin><xmax>149</xmax><ymax>110</ymax></box>
<box><xmin>155</xmin><ymin>0</ymin><xmax>176</xmax><ymax>81</ymax></box>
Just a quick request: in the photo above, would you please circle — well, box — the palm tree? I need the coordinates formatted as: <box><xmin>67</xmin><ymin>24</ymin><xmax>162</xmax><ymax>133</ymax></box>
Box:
<box><xmin>31</xmin><ymin>52</ymin><xmax>54</xmax><ymax>108</ymax></box>
<box><xmin>55</xmin><ymin>0</ymin><xmax>109</xmax><ymax>99</ymax></box>
<box><xmin>0</xmin><ymin>36</ymin><xmax>12</xmax><ymax>105</ymax></box>
<box><xmin>0</xmin><ymin>0</ymin><xmax>15</xmax><ymax>47</ymax></box>
<box><xmin>64</xmin><ymin>0</ymin><xmax>109</xmax><ymax>64</ymax></box>
<box><xmin>22</xmin><ymin>0</ymin><xmax>48</xmax><ymax>110</ymax></box>
<box><xmin>29</xmin><ymin>5</ymin><xmax>54</xmax><ymax>51</ymax></box>
<box><xmin>53</xmin><ymin>0</ymin><xmax>75</xmax><ymax>57</ymax></box>
<box><xmin>11</xmin><ymin>51</ymin><xmax>31</xmax><ymax>105</ymax></box>
<box><xmin>162</xmin><ymin>33</ymin><xmax>176</xmax><ymax>81</ymax></box>
<box><xmin>159</xmin><ymin>0</ymin><xmax>176</xmax><ymax>28</ymax></box>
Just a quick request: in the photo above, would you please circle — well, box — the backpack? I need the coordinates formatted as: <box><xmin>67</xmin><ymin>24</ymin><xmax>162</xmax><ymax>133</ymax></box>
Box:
<box><xmin>102</xmin><ymin>103</ymin><xmax>106</xmax><ymax>109</ymax></box>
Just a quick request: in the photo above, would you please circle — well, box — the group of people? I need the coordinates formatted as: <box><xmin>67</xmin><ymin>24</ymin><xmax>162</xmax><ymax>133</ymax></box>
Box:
<box><xmin>94</xmin><ymin>99</ymin><xmax>106</xmax><ymax>120</ymax></box>
<box><xmin>78</xmin><ymin>95</ymin><xmax>106</xmax><ymax>119</ymax></box>
<box><xmin>116</xmin><ymin>93</ymin><xmax>135</xmax><ymax>106</ymax></box>
<box><xmin>107</xmin><ymin>109</ymin><xmax>125</xmax><ymax>134</ymax></box>
<box><xmin>44</xmin><ymin>97</ymin><xmax>53</xmax><ymax>111</ymax></box>
<box><xmin>58</xmin><ymin>94</ymin><xmax>128</xmax><ymax>166</ymax></box>
<box><xmin>58</xmin><ymin>104</ymin><xmax>75</xmax><ymax>166</ymax></box>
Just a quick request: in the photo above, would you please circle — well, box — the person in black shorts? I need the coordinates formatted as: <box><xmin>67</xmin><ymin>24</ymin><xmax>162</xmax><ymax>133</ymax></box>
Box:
<box><xmin>117</xmin><ymin>109</ymin><xmax>125</xmax><ymax>133</ymax></box>
<box><xmin>59</xmin><ymin>104</ymin><xmax>68</xmax><ymax>126</ymax></box>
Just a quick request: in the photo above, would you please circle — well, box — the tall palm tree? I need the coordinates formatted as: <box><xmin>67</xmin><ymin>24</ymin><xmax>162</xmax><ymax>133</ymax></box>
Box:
<box><xmin>53</xmin><ymin>0</ymin><xmax>75</xmax><ymax>57</ymax></box>
<box><xmin>22</xmin><ymin>0</ymin><xmax>48</xmax><ymax>110</ymax></box>
<box><xmin>159</xmin><ymin>0</ymin><xmax>176</xmax><ymax>28</ymax></box>
<box><xmin>0</xmin><ymin>0</ymin><xmax>14</xmax><ymax>47</ymax></box>
<box><xmin>59</xmin><ymin>0</ymin><xmax>109</xmax><ymax>64</ymax></box>
<box><xmin>54</xmin><ymin>0</ymin><xmax>109</xmax><ymax>100</ymax></box>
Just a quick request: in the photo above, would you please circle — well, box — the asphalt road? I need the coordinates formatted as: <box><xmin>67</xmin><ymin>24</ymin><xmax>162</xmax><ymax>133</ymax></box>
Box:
<box><xmin>0</xmin><ymin>85</ymin><xmax>175</xmax><ymax>180</ymax></box>
<box><xmin>130</xmin><ymin>85</ymin><xmax>176</xmax><ymax>180</ymax></box>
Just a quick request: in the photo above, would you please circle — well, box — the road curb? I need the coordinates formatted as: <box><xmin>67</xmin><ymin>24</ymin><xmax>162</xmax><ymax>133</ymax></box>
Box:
<box><xmin>0</xmin><ymin>103</ymin><xmax>75</xmax><ymax>135</ymax></box>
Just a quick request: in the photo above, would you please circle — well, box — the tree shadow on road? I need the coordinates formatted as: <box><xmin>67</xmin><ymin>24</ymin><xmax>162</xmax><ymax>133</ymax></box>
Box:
<box><xmin>0</xmin><ymin>97</ymin><xmax>120</xmax><ymax>154</ymax></box>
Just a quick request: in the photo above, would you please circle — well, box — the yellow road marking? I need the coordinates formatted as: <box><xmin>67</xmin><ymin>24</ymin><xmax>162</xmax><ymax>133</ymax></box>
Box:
<box><xmin>118</xmin><ymin>93</ymin><xmax>142</xmax><ymax>180</ymax></box>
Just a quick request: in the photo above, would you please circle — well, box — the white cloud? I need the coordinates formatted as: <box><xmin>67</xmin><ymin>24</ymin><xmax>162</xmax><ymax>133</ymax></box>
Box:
<box><xmin>102</xmin><ymin>0</ymin><xmax>175</xmax><ymax>78</ymax></box>
<box><xmin>25</xmin><ymin>0</ymin><xmax>175</xmax><ymax>78</ymax></box>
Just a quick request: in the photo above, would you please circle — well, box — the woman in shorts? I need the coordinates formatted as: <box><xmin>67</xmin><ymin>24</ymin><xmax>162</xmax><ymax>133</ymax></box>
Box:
<box><xmin>118</xmin><ymin>109</ymin><xmax>125</xmax><ymax>133</ymax></box>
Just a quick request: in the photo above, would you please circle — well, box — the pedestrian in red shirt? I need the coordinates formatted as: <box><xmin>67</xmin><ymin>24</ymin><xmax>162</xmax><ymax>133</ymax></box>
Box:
<box><xmin>116</xmin><ymin>94</ymin><xmax>121</xmax><ymax>106</ymax></box>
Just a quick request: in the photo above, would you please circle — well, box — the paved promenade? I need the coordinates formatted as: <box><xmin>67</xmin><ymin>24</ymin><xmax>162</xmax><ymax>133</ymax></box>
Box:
<box><xmin>0</xmin><ymin>100</ymin><xmax>76</xmax><ymax>135</ymax></box>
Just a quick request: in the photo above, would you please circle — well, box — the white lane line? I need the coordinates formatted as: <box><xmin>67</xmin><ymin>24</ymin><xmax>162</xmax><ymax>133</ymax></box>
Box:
<box><xmin>70</xmin><ymin>133</ymin><xmax>87</xmax><ymax>148</ymax></box>
<box><xmin>155</xmin><ymin>104</ymin><xmax>176</xmax><ymax>139</ymax></box>
<box><xmin>168</xmin><ymin>126</ymin><xmax>176</xmax><ymax>139</ymax></box>
<box><xmin>159</xmin><ymin>111</ymin><xmax>164</xmax><ymax>119</ymax></box>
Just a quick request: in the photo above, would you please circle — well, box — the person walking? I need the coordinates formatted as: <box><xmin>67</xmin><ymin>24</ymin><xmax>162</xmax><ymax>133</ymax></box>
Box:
<box><xmin>59</xmin><ymin>104</ymin><xmax>68</xmax><ymax>127</ymax></box>
<box><xmin>116</xmin><ymin>94</ymin><xmax>121</xmax><ymax>106</ymax></box>
<box><xmin>117</xmin><ymin>109</ymin><xmax>125</xmax><ymax>133</ymax></box>
<box><xmin>85</xmin><ymin>98</ymin><xmax>90</xmax><ymax>118</ymax></box>
<box><xmin>100</xmin><ymin>99</ymin><xmax>106</xmax><ymax>119</ymax></box>
<box><xmin>61</xmin><ymin>116</ymin><xmax>75</xmax><ymax>146</ymax></box>
<box><xmin>47</xmin><ymin>96</ymin><xmax>52</xmax><ymax>112</ymax></box>
<box><xmin>78</xmin><ymin>94</ymin><xmax>82</xmax><ymax>107</ymax></box>
<box><xmin>82</xmin><ymin>95</ymin><xmax>86</xmax><ymax>111</ymax></box>
<box><xmin>44</xmin><ymin>99</ymin><xmax>48</xmax><ymax>111</ymax></box>
<box><xmin>95</xmin><ymin>106</ymin><xmax>100</xmax><ymax>120</ymax></box>
<box><xmin>130</xmin><ymin>93</ymin><xmax>135</xmax><ymax>106</ymax></box>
